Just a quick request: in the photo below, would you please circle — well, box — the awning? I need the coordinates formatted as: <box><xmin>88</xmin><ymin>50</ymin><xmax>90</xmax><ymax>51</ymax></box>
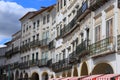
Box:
<box><xmin>95</xmin><ymin>74</ymin><xmax>120</xmax><ymax>80</ymax></box>
<box><xmin>81</xmin><ymin>74</ymin><xmax>103</xmax><ymax>80</ymax></box>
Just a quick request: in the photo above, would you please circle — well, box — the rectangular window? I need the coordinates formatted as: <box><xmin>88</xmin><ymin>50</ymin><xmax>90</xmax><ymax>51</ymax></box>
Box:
<box><xmin>43</xmin><ymin>16</ymin><xmax>46</xmax><ymax>24</ymax></box>
<box><xmin>56</xmin><ymin>54</ymin><xmax>58</xmax><ymax>62</ymax></box>
<box><xmin>59</xmin><ymin>53</ymin><xmax>61</xmax><ymax>60</ymax></box>
<box><xmin>106</xmin><ymin>18</ymin><xmax>113</xmax><ymax>38</ymax></box>
<box><xmin>46</xmin><ymin>31</ymin><xmax>49</xmax><ymax>38</ymax></box>
<box><xmin>80</xmin><ymin>33</ymin><xmax>84</xmax><ymax>42</ymax></box>
<box><xmin>32</xmin><ymin>53</ymin><xmax>34</xmax><ymax>62</ymax></box>
<box><xmin>27</xmin><ymin>55</ymin><xmax>29</xmax><ymax>61</ymax></box>
<box><xmin>37</xmin><ymin>34</ymin><xmax>39</xmax><ymax>40</ymax></box>
<box><xmin>37</xmin><ymin>20</ymin><xmax>39</xmax><ymax>27</ymax></box>
<box><xmin>61</xmin><ymin>0</ymin><xmax>62</xmax><ymax>9</ymax></box>
<box><xmin>64</xmin><ymin>0</ymin><xmax>66</xmax><ymax>6</ymax></box>
<box><xmin>36</xmin><ymin>52</ymin><xmax>38</xmax><ymax>61</ymax></box>
<box><xmin>47</xmin><ymin>14</ymin><xmax>50</xmax><ymax>23</ymax></box>
<box><xmin>95</xmin><ymin>25</ymin><xmax>101</xmax><ymax>42</ymax></box>
<box><xmin>57</xmin><ymin>27</ymin><xmax>59</xmax><ymax>36</ymax></box>
<box><xmin>58</xmin><ymin>2</ymin><xmax>59</xmax><ymax>11</ymax></box>
<box><xmin>33</xmin><ymin>22</ymin><xmax>36</xmax><ymax>29</ymax></box>
<box><xmin>62</xmin><ymin>49</ymin><xmax>65</xmax><ymax>59</ymax></box>
<box><xmin>33</xmin><ymin>36</ymin><xmax>35</xmax><ymax>41</ymax></box>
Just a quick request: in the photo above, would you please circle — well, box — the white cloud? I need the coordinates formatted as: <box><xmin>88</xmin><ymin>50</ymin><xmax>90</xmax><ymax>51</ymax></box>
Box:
<box><xmin>0</xmin><ymin>45</ymin><xmax>6</xmax><ymax>48</ymax></box>
<box><xmin>0</xmin><ymin>1</ymin><xmax>36</xmax><ymax>44</ymax></box>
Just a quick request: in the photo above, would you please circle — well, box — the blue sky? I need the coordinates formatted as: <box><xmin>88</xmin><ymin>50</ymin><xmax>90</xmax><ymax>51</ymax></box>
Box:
<box><xmin>8</xmin><ymin>0</ymin><xmax>56</xmax><ymax>10</ymax></box>
<box><xmin>0</xmin><ymin>0</ymin><xmax>56</xmax><ymax>47</ymax></box>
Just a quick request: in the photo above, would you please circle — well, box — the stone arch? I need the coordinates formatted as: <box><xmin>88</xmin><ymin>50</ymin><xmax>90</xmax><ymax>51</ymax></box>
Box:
<box><xmin>15</xmin><ymin>70</ymin><xmax>19</xmax><ymax>80</ymax></box>
<box><xmin>92</xmin><ymin>63</ymin><xmax>114</xmax><ymax>75</ymax></box>
<box><xmin>20</xmin><ymin>72</ymin><xmax>23</xmax><ymax>79</ymax></box>
<box><xmin>42</xmin><ymin>72</ymin><xmax>48</xmax><ymax>80</ymax></box>
<box><xmin>10</xmin><ymin>73</ymin><xmax>14</xmax><ymax>80</ymax></box>
<box><xmin>51</xmin><ymin>75</ymin><xmax>54</xmax><ymax>78</ymax></box>
<box><xmin>24</xmin><ymin>73</ymin><xmax>28</xmax><ymax>79</ymax></box>
<box><xmin>56</xmin><ymin>76</ymin><xmax>59</xmax><ymax>78</ymax></box>
<box><xmin>31</xmin><ymin>72</ymin><xmax>39</xmax><ymax>80</ymax></box>
<box><xmin>67</xmin><ymin>71</ymin><xmax>71</xmax><ymax>77</ymax></box>
<box><xmin>80</xmin><ymin>62</ymin><xmax>88</xmax><ymax>76</ymax></box>
<box><xmin>62</xmin><ymin>72</ymin><xmax>66</xmax><ymax>77</ymax></box>
<box><xmin>73</xmin><ymin>67</ymin><xmax>78</xmax><ymax>77</ymax></box>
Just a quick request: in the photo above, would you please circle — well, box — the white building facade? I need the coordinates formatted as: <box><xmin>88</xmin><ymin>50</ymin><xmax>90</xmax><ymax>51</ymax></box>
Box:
<box><xmin>1</xmin><ymin>0</ymin><xmax>120</xmax><ymax>80</ymax></box>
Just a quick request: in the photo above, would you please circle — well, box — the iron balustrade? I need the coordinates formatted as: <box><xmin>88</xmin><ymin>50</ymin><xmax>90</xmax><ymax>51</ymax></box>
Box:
<box><xmin>60</xmin><ymin>0</ymin><xmax>88</xmax><ymax>37</ymax></box>
<box><xmin>47</xmin><ymin>59</ymin><xmax>52</xmax><ymax>67</ymax></box>
<box><xmin>21</xmin><ymin>38</ymin><xmax>49</xmax><ymax>52</ymax></box>
<box><xmin>69</xmin><ymin>40</ymin><xmax>90</xmax><ymax>64</ymax></box>
<box><xmin>52</xmin><ymin>58</ymin><xmax>72</xmax><ymax>73</ymax></box>
<box><xmin>19</xmin><ymin>61</ymin><xmax>30</xmax><ymax>69</ymax></box>
<box><xmin>76</xmin><ymin>39</ymin><xmax>90</xmax><ymax>57</ymax></box>
<box><xmin>117</xmin><ymin>35</ymin><xmax>120</xmax><ymax>51</ymax></box>
<box><xmin>29</xmin><ymin>59</ymin><xmax>40</xmax><ymax>66</ymax></box>
<box><xmin>30</xmin><ymin>40</ymin><xmax>40</xmax><ymax>48</ymax></box>
<box><xmin>89</xmin><ymin>0</ymin><xmax>110</xmax><ymax>11</ymax></box>
<box><xmin>40</xmin><ymin>38</ymin><xmax>49</xmax><ymax>47</ymax></box>
<box><xmin>90</xmin><ymin>36</ymin><xmax>115</xmax><ymax>56</ymax></box>
<box><xmin>48</xmin><ymin>40</ymin><xmax>55</xmax><ymax>50</ymax></box>
<box><xmin>5</xmin><ymin>49</ymin><xmax>13</xmax><ymax>58</ymax></box>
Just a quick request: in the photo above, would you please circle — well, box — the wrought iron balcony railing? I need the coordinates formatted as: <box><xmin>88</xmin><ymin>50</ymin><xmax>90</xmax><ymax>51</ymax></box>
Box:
<box><xmin>19</xmin><ymin>61</ymin><xmax>30</xmax><ymax>69</ymax></box>
<box><xmin>30</xmin><ymin>40</ymin><xmax>40</xmax><ymax>48</ymax></box>
<box><xmin>47</xmin><ymin>59</ymin><xmax>52</xmax><ymax>68</ymax></box>
<box><xmin>69</xmin><ymin>39</ymin><xmax>90</xmax><ymax>64</ymax></box>
<box><xmin>60</xmin><ymin>0</ymin><xmax>89</xmax><ymax>37</ymax></box>
<box><xmin>89</xmin><ymin>0</ymin><xmax>110</xmax><ymax>11</ymax></box>
<box><xmin>90</xmin><ymin>36</ymin><xmax>115</xmax><ymax>58</ymax></box>
<box><xmin>48</xmin><ymin>40</ymin><xmax>55</xmax><ymax>50</ymax></box>
<box><xmin>52</xmin><ymin>58</ymin><xmax>72</xmax><ymax>73</ymax></box>
<box><xmin>5</xmin><ymin>49</ymin><xmax>13</xmax><ymax>58</ymax></box>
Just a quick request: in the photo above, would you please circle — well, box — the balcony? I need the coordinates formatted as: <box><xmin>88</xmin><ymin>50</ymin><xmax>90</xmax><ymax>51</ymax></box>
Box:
<box><xmin>29</xmin><ymin>59</ymin><xmax>40</xmax><ymax>67</ymax></box>
<box><xmin>52</xmin><ymin>58</ymin><xmax>72</xmax><ymax>73</ymax></box>
<box><xmin>48</xmin><ymin>40</ymin><xmax>55</xmax><ymax>50</ymax></box>
<box><xmin>117</xmin><ymin>35</ymin><xmax>120</xmax><ymax>51</ymax></box>
<box><xmin>76</xmin><ymin>39</ymin><xmax>90</xmax><ymax>57</ymax></box>
<box><xmin>13</xmin><ymin>47</ymin><xmax>20</xmax><ymax>54</ymax></box>
<box><xmin>60</xmin><ymin>0</ymin><xmax>89</xmax><ymax>38</ymax></box>
<box><xmin>69</xmin><ymin>40</ymin><xmax>90</xmax><ymax>64</ymax></box>
<box><xmin>19</xmin><ymin>61</ymin><xmax>30</xmax><ymax>69</ymax></box>
<box><xmin>40</xmin><ymin>38</ymin><xmax>49</xmax><ymax>47</ymax></box>
<box><xmin>30</xmin><ymin>40</ymin><xmax>40</xmax><ymax>48</ymax></box>
<box><xmin>89</xmin><ymin>0</ymin><xmax>110</xmax><ymax>11</ymax></box>
<box><xmin>90</xmin><ymin>36</ymin><xmax>115</xmax><ymax>58</ymax></box>
<box><xmin>39</xmin><ymin>58</ymin><xmax>48</xmax><ymax>67</ymax></box>
<box><xmin>47</xmin><ymin>59</ymin><xmax>52</xmax><ymax>68</ymax></box>
<box><xmin>21</xmin><ymin>43</ymin><xmax>30</xmax><ymax>52</ymax></box>
<box><xmin>5</xmin><ymin>49</ymin><xmax>13</xmax><ymax>58</ymax></box>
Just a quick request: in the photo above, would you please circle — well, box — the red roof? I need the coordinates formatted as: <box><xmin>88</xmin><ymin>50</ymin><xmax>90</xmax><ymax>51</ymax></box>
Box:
<box><xmin>95</xmin><ymin>74</ymin><xmax>120</xmax><ymax>80</ymax></box>
<box><xmin>81</xmin><ymin>74</ymin><xmax>103</xmax><ymax>80</ymax></box>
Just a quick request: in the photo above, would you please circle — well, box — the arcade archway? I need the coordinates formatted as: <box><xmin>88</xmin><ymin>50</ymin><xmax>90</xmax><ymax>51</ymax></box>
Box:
<box><xmin>24</xmin><ymin>73</ymin><xmax>28</xmax><ymax>79</ymax></box>
<box><xmin>67</xmin><ymin>71</ymin><xmax>71</xmax><ymax>77</ymax></box>
<box><xmin>81</xmin><ymin>62</ymin><xmax>88</xmax><ymax>76</ymax></box>
<box><xmin>15</xmin><ymin>70</ymin><xmax>19</xmax><ymax>80</ymax></box>
<box><xmin>20</xmin><ymin>72</ymin><xmax>23</xmax><ymax>79</ymax></box>
<box><xmin>92</xmin><ymin>63</ymin><xmax>114</xmax><ymax>75</ymax></box>
<box><xmin>73</xmin><ymin>67</ymin><xmax>78</xmax><ymax>76</ymax></box>
<box><xmin>62</xmin><ymin>72</ymin><xmax>66</xmax><ymax>77</ymax></box>
<box><xmin>10</xmin><ymin>73</ymin><xmax>14</xmax><ymax>80</ymax></box>
<box><xmin>31</xmin><ymin>72</ymin><xmax>39</xmax><ymax>80</ymax></box>
<box><xmin>42</xmin><ymin>72</ymin><xmax>48</xmax><ymax>80</ymax></box>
